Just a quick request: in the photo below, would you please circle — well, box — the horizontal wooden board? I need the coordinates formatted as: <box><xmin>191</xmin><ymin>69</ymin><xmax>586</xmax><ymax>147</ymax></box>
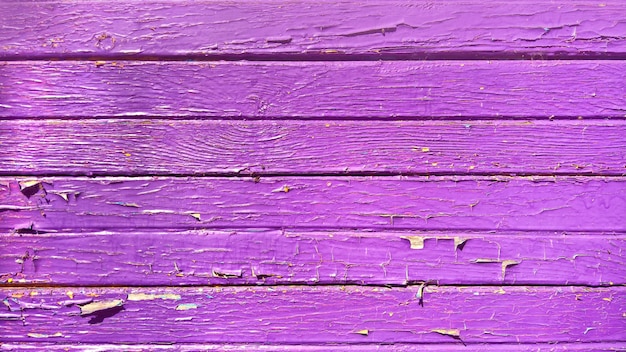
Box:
<box><xmin>1</xmin><ymin>286</ymin><xmax>624</xmax><ymax>343</ymax></box>
<box><xmin>2</xmin><ymin>120</ymin><xmax>625</xmax><ymax>176</ymax></box>
<box><xmin>2</xmin><ymin>176</ymin><xmax>625</xmax><ymax>232</ymax></box>
<box><xmin>1</xmin><ymin>1</ymin><xmax>625</xmax><ymax>59</ymax></box>
<box><xmin>1</xmin><ymin>230</ymin><xmax>624</xmax><ymax>286</ymax></box>
<box><xmin>2</xmin><ymin>343</ymin><xmax>625</xmax><ymax>352</ymax></box>
<box><xmin>1</xmin><ymin>61</ymin><xmax>625</xmax><ymax>119</ymax></box>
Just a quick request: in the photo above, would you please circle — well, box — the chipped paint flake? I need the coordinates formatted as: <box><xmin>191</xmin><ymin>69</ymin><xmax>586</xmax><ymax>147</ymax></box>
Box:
<box><xmin>355</xmin><ymin>329</ymin><xmax>369</xmax><ymax>336</ymax></box>
<box><xmin>175</xmin><ymin>303</ymin><xmax>198</xmax><ymax>311</ymax></box>
<box><xmin>108</xmin><ymin>201</ymin><xmax>141</xmax><ymax>208</ymax></box>
<box><xmin>175</xmin><ymin>316</ymin><xmax>194</xmax><ymax>321</ymax></box>
<box><xmin>27</xmin><ymin>332</ymin><xmax>63</xmax><ymax>338</ymax></box>
<box><xmin>79</xmin><ymin>299</ymin><xmax>124</xmax><ymax>315</ymax></box>
<box><xmin>18</xmin><ymin>180</ymin><xmax>42</xmax><ymax>190</ymax></box>
<box><xmin>187</xmin><ymin>212</ymin><xmax>202</xmax><ymax>221</ymax></box>
<box><xmin>141</xmin><ymin>209</ymin><xmax>176</xmax><ymax>215</ymax></box>
<box><xmin>127</xmin><ymin>293</ymin><xmax>181</xmax><ymax>301</ymax></box>
<box><xmin>212</xmin><ymin>269</ymin><xmax>243</xmax><ymax>278</ymax></box>
<box><xmin>454</xmin><ymin>237</ymin><xmax>467</xmax><ymax>250</ymax></box>
<box><xmin>51</xmin><ymin>191</ymin><xmax>69</xmax><ymax>202</ymax></box>
<box><xmin>431</xmin><ymin>329</ymin><xmax>461</xmax><ymax>338</ymax></box>
<box><xmin>401</xmin><ymin>236</ymin><xmax>425</xmax><ymax>250</ymax></box>
<box><xmin>272</xmin><ymin>185</ymin><xmax>290</xmax><ymax>193</ymax></box>
<box><xmin>501</xmin><ymin>260</ymin><xmax>521</xmax><ymax>278</ymax></box>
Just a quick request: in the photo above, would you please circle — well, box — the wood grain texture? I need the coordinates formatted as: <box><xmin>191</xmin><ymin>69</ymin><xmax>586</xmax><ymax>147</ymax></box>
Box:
<box><xmin>1</xmin><ymin>1</ymin><xmax>625</xmax><ymax>59</ymax></box>
<box><xmin>1</xmin><ymin>61</ymin><xmax>625</xmax><ymax>119</ymax></box>
<box><xmin>1</xmin><ymin>176</ymin><xmax>625</xmax><ymax>232</ymax></box>
<box><xmin>2</xmin><ymin>119</ymin><xmax>625</xmax><ymax>176</ymax></box>
<box><xmin>2</xmin><ymin>230</ymin><xmax>624</xmax><ymax>286</ymax></box>
<box><xmin>2</xmin><ymin>343</ymin><xmax>626</xmax><ymax>352</ymax></box>
<box><xmin>1</xmin><ymin>286</ymin><xmax>624</xmax><ymax>343</ymax></box>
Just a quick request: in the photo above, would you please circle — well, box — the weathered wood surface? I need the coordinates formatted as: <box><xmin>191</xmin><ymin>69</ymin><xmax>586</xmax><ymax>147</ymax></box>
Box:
<box><xmin>2</xmin><ymin>119</ymin><xmax>625</xmax><ymax>176</ymax></box>
<box><xmin>2</xmin><ymin>231</ymin><xmax>624</xmax><ymax>286</ymax></box>
<box><xmin>1</xmin><ymin>286</ymin><xmax>624</xmax><ymax>343</ymax></box>
<box><xmin>2</xmin><ymin>343</ymin><xmax>625</xmax><ymax>352</ymax></box>
<box><xmin>3</xmin><ymin>0</ymin><xmax>625</xmax><ymax>349</ymax></box>
<box><xmin>1</xmin><ymin>177</ymin><xmax>625</xmax><ymax>232</ymax></box>
<box><xmin>1</xmin><ymin>1</ymin><xmax>626</xmax><ymax>59</ymax></box>
<box><xmin>1</xmin><ymin>61</ymin><xmax>625</xmax><ymax>119</ymax></box>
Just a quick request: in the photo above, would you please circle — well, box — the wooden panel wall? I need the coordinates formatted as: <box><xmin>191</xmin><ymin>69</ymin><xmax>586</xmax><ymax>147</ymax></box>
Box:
<box><xmin>1</xmin><ymin>1</ymin><xmax>625</xmax><ymax>351</ymax></box>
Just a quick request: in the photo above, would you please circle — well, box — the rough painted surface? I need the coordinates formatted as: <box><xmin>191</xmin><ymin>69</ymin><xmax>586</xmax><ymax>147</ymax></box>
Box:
<box><xmin>1</xmin><ymin>177</ymin><xmax>624</xmax><ymax>232</ymax></box>
<box><xmin>2</xmin><ymin>1</ymin><xmax>626</xmax><ymax>59</ymax></box>
<box><xmin>2</xmin><ymin>119</ymin><xmax>625</xmax><ymax>176</ymax></box>
<box><xmin>1</xmin><ymin>286</ymin><xmax>624</xmax><ymax>343</ymax></box>
<box><xmin>2</xmin><ymin>343</ymin><xmax>626</xmax><ymax>352</ymax></box>
<box><xmin>3</xmin><ymin>1</ymin><xmax>626</xmax><ymax>349</ymax></box>
<box><xmin>1</xmin><ymin>61</ymin><xmax>625</xmax><ymax>119</ymax></box>
<box><xmin>2</xmin><ymin>231</ymin><xmax>624</xmax><ymax>286</ymax></box>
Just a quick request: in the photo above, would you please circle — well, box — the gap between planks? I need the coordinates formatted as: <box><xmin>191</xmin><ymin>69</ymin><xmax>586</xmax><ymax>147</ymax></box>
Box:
<box><xmin>2</xmin><ymin>342</ymin><xmax>626</xmax><ymax>352</ymax></box>
<box><xmin>5</xmin><ymin>54</ymin><xmax>626</xmax><ymax>62</ymax></box>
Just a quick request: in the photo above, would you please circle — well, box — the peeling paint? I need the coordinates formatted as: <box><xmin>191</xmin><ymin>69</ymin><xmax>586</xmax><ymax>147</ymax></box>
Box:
<box><xmin>431</xmin><ymin>329</ymin><xmax>461</xmax><ymax>338</ymax></box>
<box><xmin>402</xmin><ymin>236</ymin><xmax>425</xmax><ymax>250</ymax></box>
<box><xmin>501</xmin><ymin>260</ymin><xmax>521</xmax><ymax>278</ymax></box>
<box><xmin>126</xmin><ymin>293</ymin><xmax>181</xmax><ymax>301</ymax></box>
<box><xmin>1</xmin><ymin>1</ymin><xmax>625</xmax><ymax>347</ymax></box>
<box><xmin>79</xmin><ymin>299</ymin><xmax>124</xmax><ymax>315</ymax></box>
<box><xmin>212</xmin><ymin>269</ymin><xmax>243</xmax><ymax>279</ymax></box>
<box><xmin>0</xmin><ymin>286</ymin><xmax>625</xmax><ymax>343</ymax></box>
<box><xmin>175</xmin><ymin>303</ymin><xmax>198</xmax><ymax>311</ymax></box>
<box><xmin>188</xmin><ymin>212</ymin><xmax>201</xmax><ymax>221</ymax></box>
<box><xmin>27</xmin><ymin>332</ymin><xmax>63</xmax><ymax>338</ymax></box>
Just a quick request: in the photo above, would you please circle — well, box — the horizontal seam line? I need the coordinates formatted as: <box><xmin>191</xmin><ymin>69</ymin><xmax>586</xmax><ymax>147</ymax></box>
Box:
<box><xmin>1</xmin><ymin>172</ymin><xmax>625</xmax><ymax>177</ymax></box>
<box><xmin>4</xmin><ymin>54</ymin><xmax>626</xmax><ymax>62</ymax></box>
<box><xmin>2</xmin><ymin>283</ymin><xmax>624</xmax><ymax>289</ymax></box>
<box><xmin>1</xmin><ymin>116</ymin><xmax>624</xmax><ymax>121</ymax></box>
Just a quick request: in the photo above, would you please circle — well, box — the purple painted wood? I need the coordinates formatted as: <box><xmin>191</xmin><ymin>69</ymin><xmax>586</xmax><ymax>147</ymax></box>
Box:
<box><xmin>1</xmin><ymin>61</ymin><xmax>625</xmax><ymax>119</ymax></box>
<box><xmin>1</xmin><ymin>177</ymin><xmax>624</xmax><ymax>232</ymax></box>
<box><xmin>1</xmin><ymin>1</ymin><xmax>625</xmax><ymax>59</ymax></box>
<box><xmin>3</xmin><ymin>0</ymin><xmax>625</xmax><ymax>348</ymax></box>
<box><xmin>2</xmin><ymin>231</ymin><xmax>623</xmax><ymax>286</ymax></box>
<box><xmin>1</xmin><ymin>286</ymin><xmax>624</xmax><ymax>343</ymax></box>
<box><xmin>2</xmin><ymin>119</ymin><xmax>625</xmax><ymax>176</ymax></box>
<box><xmin>2</xmin><ymin>343</ymin><xmax>625</xmax><ymax>351</ymax></box>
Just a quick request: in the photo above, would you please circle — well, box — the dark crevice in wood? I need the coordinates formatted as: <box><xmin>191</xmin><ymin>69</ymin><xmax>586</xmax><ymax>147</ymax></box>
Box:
<box><xmin>1</xmin><ymin>171</ymin><xmax>624</xmax><ymax>178</ymax></box>
<box><xmin>1</xmin><ymin>283</ymin><xmax>622</xmax><ymax>289</ymax></box>
<box><xmin>1</xmin><ymin>115</ymin><xmax>624</xmax><ymax>121</ymax></box>
<box><xmin>8</xmin><ymin>226</ymin><xmax>623</xmax><ymax>237</ymax></box>
<box><xmin>4</xmin><ymin>52</ymin><xmax>626</xmax><ymax>62</ymax></box>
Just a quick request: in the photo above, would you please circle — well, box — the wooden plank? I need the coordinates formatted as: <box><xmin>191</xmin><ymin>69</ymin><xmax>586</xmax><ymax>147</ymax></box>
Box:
<box><xmin>1</xmin><ymin>1</ymin><xmax>625</xmax><ymax>59</ymax></box>
<box><xmin>1</xmin><ymin>230</ymin><xmax>624</xmax><ymax>286</ymax></box>
<box><xmin>1</xmin><ymin>176</ymin><xmax>624</xmax><ymax>232</ymax></box>
<box><xmin>2</xmin><ymin>119</ymin><xmax>625</xmax><ymax>176</ymax></box>
<box><xmin>0</xmin><ymin>286</ymin><xmax>624</xmax><ymax>343</ymax></box>
<box><xmin>2</xmin><ymin>343</ymin><xmax>625</xmax><ymax>351</ymax></box>
<box><xmin>1</xmin><ymin>61</ymin><xmax>625</xmax><ymax>119</ymax></box>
